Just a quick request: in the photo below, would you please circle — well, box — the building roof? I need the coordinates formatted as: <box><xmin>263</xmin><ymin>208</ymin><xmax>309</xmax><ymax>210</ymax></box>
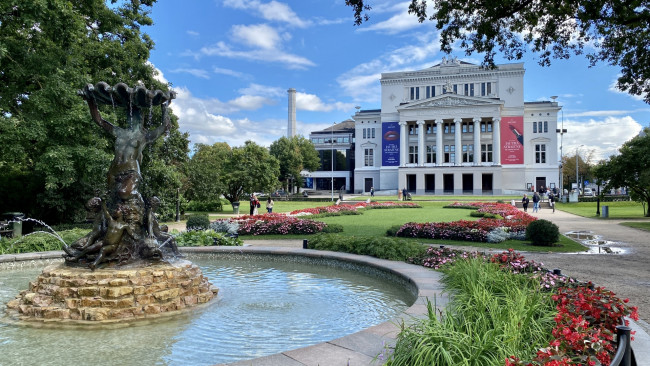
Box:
<box><xmin>312</xmin><ymin>119</ymin><xmax>355</xmax><ymax>134</ymax></box>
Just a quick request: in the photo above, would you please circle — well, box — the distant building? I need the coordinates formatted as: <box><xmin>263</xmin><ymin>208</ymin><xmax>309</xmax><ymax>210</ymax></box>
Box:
<box><xmin>303</xmin><ymin>120</ymin><xmax>355</xmax><ymax>192</ymax></box>
<box><xmin>352</xmin><ymin>58</ymin><xmax>561</xmax><ymax>195</ymax></box>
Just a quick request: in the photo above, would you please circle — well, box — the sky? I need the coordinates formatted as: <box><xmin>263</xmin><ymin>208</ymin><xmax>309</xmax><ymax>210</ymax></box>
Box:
<box><xmin>144</xmin><ymin>0</ymin><xmax>649</xmax><ymax>162</ymax></box>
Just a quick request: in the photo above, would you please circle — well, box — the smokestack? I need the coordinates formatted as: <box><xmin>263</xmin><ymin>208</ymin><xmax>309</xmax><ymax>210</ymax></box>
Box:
<box><xmin>287</xmin><ymin>88</ymin><xmax>296</xmax><ymax>138</ymax></box>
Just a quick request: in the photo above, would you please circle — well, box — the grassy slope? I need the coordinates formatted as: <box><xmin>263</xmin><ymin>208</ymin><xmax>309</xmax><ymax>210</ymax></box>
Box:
<box><xmin>556</xmin><ymin>200</ymin><xmax>649</xmax><ymax>219</ymax></box>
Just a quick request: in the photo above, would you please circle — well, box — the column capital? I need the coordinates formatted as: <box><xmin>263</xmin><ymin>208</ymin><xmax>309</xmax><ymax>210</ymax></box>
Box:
<box><xmin>435</xmin><ymin>118</ymin><xmax>444</xmax><ymax>125</ymax></box>
<box><xmin>416</xmin><ymin>120</ymin><xmax>425</xmax><ymax>125</ymax></box>
<box><xmin>473</xmin><ymin>117</ymin><xmax>481</xmax><ymax>123</ymax></box>
<box><xmin>493</xmin><ymin>117</ymin><xmax>501</xmax><ymax>123</ymax></box>
<box><xmin>399</xmin><ymin>121</ymin><xmax>408</xmax><ymax>126</ymax></box>
<box><xmin>453</xmin><ymin>118</ymin><xmax>462</xmax><ymax>124</ymax></box>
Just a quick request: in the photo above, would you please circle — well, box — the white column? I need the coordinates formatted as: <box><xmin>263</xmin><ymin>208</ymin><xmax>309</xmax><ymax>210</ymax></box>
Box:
<box><xmin>473</xmin><ymin>117</ymin><xmax>481</xmax><ymax>165</ymax></box>
<box><xmin>417</xmin><ymin>120</ymin><xmax>425</xmax><ymax>166</ymax></box>
<box><xmin>493</xmin><ymin>117</ymin><xmax>501</xmax><ymax>165</ymax></box>
<box><xmin>399</xmin><ymin>121</ymin><xmax>407</xmax><ymax>167</ymax></box>
<box><xmin>454</xmin><ymin>118</ymin><xmax>462</xmax><ymax>165</ymax></box>
<box><xmin>435</xmin><ymin>119</ymin><xmax>443</xmax><ymax>165</ymax></box>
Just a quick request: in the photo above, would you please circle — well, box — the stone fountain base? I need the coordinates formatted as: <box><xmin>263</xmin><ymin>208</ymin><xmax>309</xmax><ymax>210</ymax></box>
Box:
<box><xmin>5</xmin><ymin>260</ymin><xmax>217</xmax><ymax>326</ymax></box>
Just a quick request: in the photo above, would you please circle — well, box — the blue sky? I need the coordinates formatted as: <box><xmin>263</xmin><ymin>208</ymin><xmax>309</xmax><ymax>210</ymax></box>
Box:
<box><xmin>145</xmin><ymin>0</ymin><xmax>649</xmax><ymax>161</ymax></box>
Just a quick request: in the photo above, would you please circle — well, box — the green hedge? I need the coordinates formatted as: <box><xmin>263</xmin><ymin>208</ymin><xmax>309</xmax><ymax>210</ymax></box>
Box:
<box><xmin>0</xmin><ymin>228</ymin><xmax>89</xmax><ymax>254</ymax></box>
<box><xmin>307</xmin><ymin>234</ymin><xmax>427</xmax><ymax>261</ymax></box>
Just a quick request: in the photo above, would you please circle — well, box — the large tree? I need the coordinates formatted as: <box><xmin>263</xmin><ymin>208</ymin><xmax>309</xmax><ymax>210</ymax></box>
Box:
<box><xmin>0</xmin><ymin>0</ymin><xmax>186</xmax><ymax>223</ymax></box>
<box><xmin>221</xmin><ymin>141</ymin><xmax>280</xmax><ymax>205</ymax></box>
<box><xmin>186</xmin><ymin>142</ymin><xmax>231</xmax><ymax>204</ymax></box>
<box><xmin>594</xmin><ymin>128</ymin><xmax>650</xmax><ymax>216</ymax></box>
<box><xmin>269</xmin><ymin>136</ymin><xmax>320</xmax><ymax>192</ymax></box>
<box><xmin>346</xmin><ymin>0</ymin><xmax>650</xmax><ymax>103</ymax></box>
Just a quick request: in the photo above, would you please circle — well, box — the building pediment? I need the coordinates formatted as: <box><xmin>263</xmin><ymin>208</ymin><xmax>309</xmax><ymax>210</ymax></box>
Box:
<box><xmin>398</xmin><ymin>94</ymin><xmax>504</xmax><ymax>111</ymax></box>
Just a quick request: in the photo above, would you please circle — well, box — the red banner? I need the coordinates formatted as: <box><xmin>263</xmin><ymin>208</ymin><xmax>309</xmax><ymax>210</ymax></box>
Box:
<box><xmin>500</xmin><ymin>116</ymin><xmax>524</xmax><ymax>164</ymax></box>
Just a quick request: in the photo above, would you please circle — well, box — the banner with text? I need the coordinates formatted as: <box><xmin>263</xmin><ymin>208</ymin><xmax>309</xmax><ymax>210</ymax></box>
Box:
<box><xmin>500</xmin><ymin>116</ymin><xmax>524</xmax><ymax>164</ymax></box>
<box><xmin>382</xmin><ymin>122</ymin><xmax>400</xmax><ymax>166</ymax></box>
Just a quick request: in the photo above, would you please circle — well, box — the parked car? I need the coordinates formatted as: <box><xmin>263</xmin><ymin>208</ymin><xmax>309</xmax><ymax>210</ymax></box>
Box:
<box><xmin>583</xmin><ymin>188</ymin><xmax>595</xmax><ymax>197</ymax></box>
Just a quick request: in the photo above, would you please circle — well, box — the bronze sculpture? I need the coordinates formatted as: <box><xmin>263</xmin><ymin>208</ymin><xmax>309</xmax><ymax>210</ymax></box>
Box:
<box><xmin>63</xmin><ymin>82</ymin><xmax>178</xmax><ymax>269</ymax></box>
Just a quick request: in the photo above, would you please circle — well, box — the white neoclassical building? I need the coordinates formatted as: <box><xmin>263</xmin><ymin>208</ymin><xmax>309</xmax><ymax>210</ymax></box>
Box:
<box><xmin>353</xmin><ymin>58</ymin><xmax>561</xmax><ymax>195</ymax></box>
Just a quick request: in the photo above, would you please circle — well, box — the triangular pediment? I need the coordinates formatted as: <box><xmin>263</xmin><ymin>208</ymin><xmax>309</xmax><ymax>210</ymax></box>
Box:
<box><xmin>398</xmin><ymin>94</ymin><xmax>504</xmax><ymax>111</ymax></box>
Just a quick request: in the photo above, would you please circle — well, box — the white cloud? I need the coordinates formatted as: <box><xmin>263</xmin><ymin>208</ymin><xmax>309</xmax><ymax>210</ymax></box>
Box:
<box><xmin>149</xmin><ymin>62</ymin><xmax>168</xmax><ymax>85</ymax></box>
<box><xmin>358</xmin><ymin>6</ymin><xmax>426</xmax><ymax>34</ymax></box>
<box><xmin>222</xmin><ymin>0</ymin><xmax>311</xmax><ymax>28</ymax></box>
<box><xmin>238</xmin><ymin>83</ymin><xmax>285</xmax><ymax>98</ymax></box>
<box><xmin>200</xmin><ymin>41</ymin><xmax>315</xmax><ymax>69</ymax></box>
<box><xmin>560</xmin><ymin>116</ymin><xmax>642</xmax><ymax>160</ymax></box>
<box><xmin>213</xmin><ymin>66</ymin><xmax>248</xmax><ymax>79</ymax></box>
<box><xmin>295</xmin><ymin>92</ymin><xmax>356</xmax><ymax>112</ymax></box>
<box><xmin>230</xmin><ymin>95</ymin><xmax>276</xmax><ymax>110</ymax></box>
<box><xmin>169</xmin><ymin>68</ymin><xmax>211</xmax><ymax>79</ymax></box>
<box><xmin>231</xmin><ymin>24</ymin><xmax>282</xmax><ymax>50</ymax></box>
<box><xmin>186</xmin><ymin>30</ymin><xmax>200</xmax><ymax>37</ymax></box>
<box><xmin>608</xmin><ymin>78</ymin><xmax>645</xmax><ymax>101</ymax></box>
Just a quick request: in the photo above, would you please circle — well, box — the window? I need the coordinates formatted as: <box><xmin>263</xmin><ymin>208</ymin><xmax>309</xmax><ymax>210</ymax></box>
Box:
<box><xmin>444</xmin><ymin>145</ymin><xmax>455</xmax><ymax>163</ymax></box>
<box><xmin>426</xmin><ymin>145</ymin><xmax>436</xmax><ymax>163</ymax></box>
<box><xmin>364</xmin><ymin>148</ymin><xmax>374</xmax><ymax>166</ymax></box>
<box><xmin>535</xmin><ymin>144</ymin><xmax>546</xmax><ymax>163</ymax></box>
<box><xmin>464</xmin><ymin>84</ymin><xmax>469</xmax><ymax>95</ymax></box>
<box><xmin>481</xmin><ymin>83</ymin><xmax>486</xmax><ymax>96</ymax></box>
<box><xmin>409</xmin><ymin>146</ymin><xmax>418</xmax><ymax>164</ymax></box>
<box><xmin>426</xmin><ymin>86</ymin><xmax>436</xmax><ymax>98</ymax></box>
<box><xmin>426</xmin><ymin>123</ymin><xmax>437</xmax><ymax>134</ymax></box>
<box><xmin>487</xmin><ymin>82</ymin><xmax>492</xmax><ymax>95</ymax></box>
<box><xmin>537</xmin><ymin>122</ymin><xmax>543</xmax><ymax>133</ymax></box>
<box><xmin>481</xmin><ymin>121</ymin><xmax>493</xmax><ymax>132</ymax></box>
<box><xmin>543</xmin><ymin>121</ymin><xmax>548</xmax><ymax>133</ymax></box>
<box><xmin>409</xmin><ymin>125</ymin><xmax>418</xmax><ymax>135</ymax></box>
<box><xmin>363</xmin><ymin>129</ymin><xmax>366</xmax><ymax>139</ymax></box>
<box><xmin>453</xmin><ymin>84</ymin><xmax>458</xmax><ymax>94</ymax></box>
<box><xmin>410</xmin><ymin>87</ymin><xmax>420</xmax><ymax>100</ymax></box>
<box><xmin>462</xmin><ymin>122</ymin><xmax>474</xmax><ymax>133</ymax></box>
<box><xmin>533</xmin><ymin>122</ymin><xmax>537</xmax><ymax>133</ymax></box>
<box><xmin>470</xmin><ymin>84</ymin><xmax>474</xmax><ymax>96</ymax></box>
<box><xmin>462</xmin><ymin>144</ymin><xmax>474</xmax><ymax>162</ymax></box>
<box><xmin>481</xmin><ymin>144</ymin><xmax>493</xmax><ymax>162</ymax></box>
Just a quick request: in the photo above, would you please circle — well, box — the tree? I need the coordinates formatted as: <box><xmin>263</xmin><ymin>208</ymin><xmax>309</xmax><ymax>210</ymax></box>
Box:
<box><xmin>594</xmin><ymin>128</ymin><xmax>650</xmax><ymax>216</ymax></box>
<box><xmin>269</xmin><ymin>136</ymin><xmax>320</xmax><ymax>192</ymax></box>
<box><xmin>346</xmin><ymin>0</ymin><xmax>650</xmax><ymax>103</ymax></box>
<box><xmin>186</xmin><ymin>142</ymin><xmax>231</xmax><ymax>204</ymax></box>
<box><xmin>0</xmin><ymin>0</ymin><xmax>186</xmax><ymax>223</ymax></box>
<box><xmin>561</xmin><ymin>149</ymin><xmax>595</xmax><ymax>191</ymax></box>
<box><xmin>221</xmin><ymin>141</ymin><xmax>280</xmax><ymax>204</ymax></box>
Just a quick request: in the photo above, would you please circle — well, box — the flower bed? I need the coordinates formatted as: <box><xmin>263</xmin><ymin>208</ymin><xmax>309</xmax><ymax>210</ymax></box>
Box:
<box><xmin>415</xmin><ymin>247</ymin><xmax>638</xmax><ymax>365</ymax></box>
<box><xmin>396</xmin><ymin>202</ymin><xmax>536</xmax><ymax>243</ymax></box>
<box><xmin>215</xmin><ymin>213</ymin><xmax>326</xmax><ymax>235</ymax></box>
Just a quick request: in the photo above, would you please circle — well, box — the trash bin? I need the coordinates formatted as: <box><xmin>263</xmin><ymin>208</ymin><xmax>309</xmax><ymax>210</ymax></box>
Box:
<box><xmin>231</xmin><ymin>202</ymin><xmax>240</xmax><ymax>215</ymax></box>
<box><xmin>601</xmin><ymin>205</ymin><xmax>609</xmax><ymax>218</ymax></box>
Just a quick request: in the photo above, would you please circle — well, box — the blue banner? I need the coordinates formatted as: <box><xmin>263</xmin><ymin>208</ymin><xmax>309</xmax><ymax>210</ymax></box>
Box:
<box><xmin>382</xmin><ymin>122</ymin><xmax>400</xmax><ymax>166</ymax></box>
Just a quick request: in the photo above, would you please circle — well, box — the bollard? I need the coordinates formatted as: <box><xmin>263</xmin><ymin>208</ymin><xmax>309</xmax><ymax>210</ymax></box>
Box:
<box><xmin>552</xmin><ymin>268</ymin><xmax>562</xmax><ymax>276</ymax></box>
<box><xmin>302</xmin><ymin>239</ymin><xmax>308</xmax><ymax>249</ymax></box>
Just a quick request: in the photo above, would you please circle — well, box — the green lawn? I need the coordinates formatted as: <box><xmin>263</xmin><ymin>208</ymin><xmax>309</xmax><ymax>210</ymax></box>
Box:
<box><xmin>218</xmin><ymin>200</ymin><xmax>587</xmax><ymax>253</ymax></box>
<box><xmin>556</xmin><ymin>200</ymin><xmax>649</xmax><ymax>219</ymax></box>
<box><xmin>620</xmin><ymin>221</ymin><xmax>650</xmax><ymax>232</ymax></box>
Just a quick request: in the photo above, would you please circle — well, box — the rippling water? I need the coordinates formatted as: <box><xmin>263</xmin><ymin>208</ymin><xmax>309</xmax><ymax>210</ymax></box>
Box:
<box><xmin>0</xmin><ymin>256</ymin><xmax>412</xmax><ymax>366</ymax></box>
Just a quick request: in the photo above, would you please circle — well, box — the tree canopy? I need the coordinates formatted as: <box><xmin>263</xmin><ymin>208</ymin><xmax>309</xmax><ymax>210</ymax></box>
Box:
<box><xmin>269</xmin><ymin>136</ymin><xmax>320</xmax><ymax>191</ymax></box>
<box><xmin>346</xmin><ymin>0</ymin><xmax>650</xmax><ymax>103</ymax></box>
<box><xmin>594</xmin><ymin>128</ymin><xmax>650</xmax><ymax>216</ymax></box>
<box><xmin>0</xmin><ymin>0</ymin><xmax>187</xmax><ymax>223</ymax></box>
<box><xmin>220</xmin><ymin>141</ymin><xmax>280</xmax><ymax>204</ymax></box>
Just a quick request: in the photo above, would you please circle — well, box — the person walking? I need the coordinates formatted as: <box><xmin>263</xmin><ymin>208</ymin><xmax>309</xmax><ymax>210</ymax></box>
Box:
<box><xmin>370</xmin><ymin>187</ymin><xmax>374</xmax><ymax>197</ymax></box>
<box><xmin>266</xmin><ymin>197</ymin><xmax>274</xmax><ymax>213</ymax></box>
<box><xmin>250</xmin><ymin>194</ymin><xmax>260</xmax><ymax>216</ymax></box>
<box><xmin>522</xmin><ymin>194</ymin><xmax>530</xmax><ymax>212</ymax></box>
<box><xmin>532</xmin><ymin>192</ymin><xmax>540</xmax><ymax>212</ymax></box>
<box><xmin>402</xmin><ymin>187</ymin><xmax>407</xmax><ymax>201</ymax></box>
<box><xmin>549</xmin><ymin>192</ymin><xmax>556</xmax><ymax>213</ymax></box>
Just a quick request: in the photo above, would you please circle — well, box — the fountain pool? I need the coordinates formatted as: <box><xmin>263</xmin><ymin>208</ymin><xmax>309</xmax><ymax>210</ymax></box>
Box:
<box><xmin>0</xmin><ymin>252</ymin><xmax>415</xmax><ymax>365</ymax></box>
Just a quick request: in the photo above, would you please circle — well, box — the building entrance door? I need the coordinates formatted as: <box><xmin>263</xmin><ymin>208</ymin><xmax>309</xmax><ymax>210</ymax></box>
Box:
<box><xmin>482</xmin><ymin>174</ymin><xmax>493</xmax><ymax>194</ymax></box>
<box><xmin>425</xmin><ymin>174</ymin><xmax>435</xmax><ymax>193</ymax></box>
<box><xmin>462</xmin><ymin>174</ymin><xmax>473</xmax><ymax>194</ymax></box>
<box><xmin>406</xmin><ymin>174</ymin><xmax>416</xmax><ymax>192</ymax></box>
<box><xmin>536</xmin><ymin>177</ymin><xmax>547</xmax><ymax>192</ymax></box>
<box><xmin>443</xmin><ymin>174</ymin><xmax>454</xmax><ymax>194</ymax></box>
<box><xmin>364</xmin><ymin>178</ymin><xmax>373</xmax><ymax>192</ymax></box>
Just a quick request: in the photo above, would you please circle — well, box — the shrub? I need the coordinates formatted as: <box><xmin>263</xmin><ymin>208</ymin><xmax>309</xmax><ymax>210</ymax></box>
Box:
<box><xmin>0</xmin><ymin>228</ymin><xmax>89</xmax><ymax>254</ymax></box>
<box><xmin>386</xmin><ymin>225</ymin><xmax>403</xmax><ymax>237</ymax></box>
<box><xmin>525</xmin><ymin>219</ymin><xmax>560</xmax><ymax>246</ymax></box>
<box><xmin>321</xmin><ymin>223</ymin><xmax>344</xmax><ymax>233</ymax></box>
<box><xmin>186</xmin><ymin>199</ymin><xmax>223</xmax><ymax>212</ymax></box>
<box><xmin>308</xmin><ymin>234</ymin><xmax>427</xmax><ymax>261</ymax></box>
<box><xmin>209</xmin><ymin>220</ymin><xmax>239</xmax><ymax>235</ymax></box>
<box><xmin>186</xmin><ymin>214</ymin><xmax>210</xmax><ymax>231</ymax></box>
<box><xmin>174</xmin><ymin>229</ymin><xmax>242</xmax><ymax>247</ymax></box>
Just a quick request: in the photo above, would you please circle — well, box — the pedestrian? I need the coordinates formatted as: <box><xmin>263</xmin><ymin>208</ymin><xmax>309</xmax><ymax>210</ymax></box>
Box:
<box><xmin>370</xmin><ymin>186</ymin><xmax>374</xmax><ymax>197</ymax></box>
<box><xmin>402</xmin><ymin>187</ymin><xmax>407</xmax><ymax>201</ymax></box>
<box><xmin>549</xmin><ymin>192</ymin><xmax>555</xmax><ymax>213</ymax></box>
<box><xmin>522</xmin><ymin>194</ymin><xmax>530</xmax><ymax>212</ymax></box>
<box><xmin>250</xmin><ymin>194</ymin><xmax>260</xmax><ymax>216</ymax></box>
<box><xmin>532</xmin><ymin>192</ymin><xmax>540</xmax><ymax>212</ymax></box>
<box><xmin>266</xmin><ymin>196</ymin><xmax>274</xmax><ymax>213</ymax></box>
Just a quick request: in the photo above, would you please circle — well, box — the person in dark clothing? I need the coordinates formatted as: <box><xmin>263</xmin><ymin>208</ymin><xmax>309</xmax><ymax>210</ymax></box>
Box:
<box><xmin>549</xmin><ymin>192</ymin><xmax>556</xmax><ymax>213</ymax></box>
<box><xmin>522</xmin><ymin>194</ymin><xmax>530</xmax><ymax>212</ymax></box>
<box><xmin>532</xmin><ymin>192</ymin><xmax>540</xmax><ymax>212</ymax></box>
<box><xmin>402</xmin><ymin>187</ymin><xmax>407</xmax><ymax>201</ymax></box>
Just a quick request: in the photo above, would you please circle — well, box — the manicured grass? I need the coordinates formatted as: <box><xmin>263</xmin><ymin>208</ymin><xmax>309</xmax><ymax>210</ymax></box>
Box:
<box><xmin>556</xmin><ymin>200</ymin><xmax>649</xmax><ymax>219</ymax></box>
<box><xmin>620</xmin><ymin>221</ymin><xmax>650</xmax><ymax>232</ymax></box>
<box><xmin>347</xmin><ymin>195</ymin><xmax>520</xmax><ymax>202</ymax></box>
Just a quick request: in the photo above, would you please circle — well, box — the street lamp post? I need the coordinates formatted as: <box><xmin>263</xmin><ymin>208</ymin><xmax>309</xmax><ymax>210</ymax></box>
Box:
<box><xmin>552</xmin><ymin>96</ymin><xmax>567</xmax><ymax>196</ymax></box>
<box><xmin>575</xmin><ymin>144</ymin><xmax>584</xmax><ymax>193</ymax></box>
<box><xmin>331</xmin><ymin>122</ymin><xmax>335</xmax><ymax>202</ymax></box>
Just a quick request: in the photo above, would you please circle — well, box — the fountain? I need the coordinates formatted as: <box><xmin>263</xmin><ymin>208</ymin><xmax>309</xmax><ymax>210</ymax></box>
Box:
<box><xmin>4</xmin><ymin>82</ymin><xmax>217</xmax><ymax>324</ymax></box>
